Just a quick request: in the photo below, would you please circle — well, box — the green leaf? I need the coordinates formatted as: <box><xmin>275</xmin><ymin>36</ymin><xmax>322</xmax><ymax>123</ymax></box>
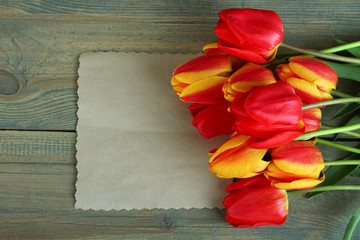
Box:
<box><xmin>343</xmin><ymin>206</ymin><xmax>360</xmax><ymax>240</ymax></box>
<box><xmin>351</xmin><ymin>167</ymin><xmax>360</xmax><ymax>177</ymax></box>
<box><xmin>334</xmin><ymin>39</ymin><xmax>360</xmax><ymax>58</ymax></box>
<box><xmin>332</xmin><ymin>93</ymin><xmax>360</xmax><ymax>119</ymax></box>
<box><xmin>307</xmin><ymin>154</ymin><xmax>360</xmax><ymax>198</ymax></box>
<box><xmin>324</xmin><ymin>61</ymin><xmax>360</xmax><ymax>82</ymax></box>
<box><xmin>334</xmin><ymin>112</ymin><xmax>360</xmax><ymax>140</ymax></box>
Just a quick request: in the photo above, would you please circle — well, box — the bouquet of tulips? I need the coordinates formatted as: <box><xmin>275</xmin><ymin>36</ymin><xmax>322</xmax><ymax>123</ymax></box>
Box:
<box><xmin>170</xmin><ymin>8</ymin><xmax>360</xmax><ymax>239</ymax></box>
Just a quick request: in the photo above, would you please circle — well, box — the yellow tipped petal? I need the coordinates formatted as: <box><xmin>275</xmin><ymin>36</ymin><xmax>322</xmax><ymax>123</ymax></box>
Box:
<box><xmin>179</xmin><ymin>76</ymin><xmax>228</xmax><ymax>103</ymax></box>
<box><xmin>209</xmin><ymin>145</ymin><xmax>268</xmax><ymax>178</ymax></box>
<box><xmin>272</xmin><ymin>172</ymin><xmax>325</xmax><ymax>190</ymax></box>
<box><xmin>229</xmin><ymin>62</ymin><xmax>276</xmax><ymax>92</ymax></box>
<box><xmin>209</xmin><ymin>134</ymin><xmax>250</xmax><ymax>163</ymax></box>
<box><xmin>174</xmin><ymin>55</ymin><xmax>232</xmax><ymax>84</ymax></box>
<box><xmin>288</xmin><ymin>56</ymin><xmax>338</xmax><ymax>91</ymax></box>
<box><xmin>285</xmin><ymin>77</ymin><xmax>324</xmax><ymax>103</ymax></box>
<box><xmin>209</xmin><ymin>134</ymin><xmax>269</xmax><ymax>179</ymax></box>
<box><xmin>203</xmin><ymin>42</ymin><xmax>218</xmax><ymax>51</ymax></box>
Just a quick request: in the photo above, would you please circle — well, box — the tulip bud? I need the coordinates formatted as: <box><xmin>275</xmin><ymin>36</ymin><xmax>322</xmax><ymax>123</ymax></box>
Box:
<box><xmin>302</xmin><ymin>108</ymin><xmax>322</xmax><ymax>133</ymax></box>
<box><xmin>230</xmin><ymin>82</ymin><xmax>305</xmax><ymax>149</ymax></box>
<box><xmin>171</xmin><ymin>54</ymin><xmax>232</xmax><ymax>104</ymax></box>
<box><xmin>223</xmin><ymin>62</ymin><xmax>277</xmax><ymax>101</ymax></box>
<box><xmin>265</xmin><ymin>140</ymin><xmax>325</xmax><ymax>190</ymax></box>
<box><xmin>276</xmin><ymin>56</ymin><xmax>338</xmax><ymax>104</ymax></box>
<box><xmin>215</xmin><ymin>8</ymin><xmax>283</xmax><ymax>63</ymax></box>
<box><xmin>209</xmin><ymin>134</ymin><xmax>269</xmax><ymax>178</ymax></box>
<box><xmin>223</xmin><ymin>175</ymin><xmax>288</xmax><ymax>227</ymax></box>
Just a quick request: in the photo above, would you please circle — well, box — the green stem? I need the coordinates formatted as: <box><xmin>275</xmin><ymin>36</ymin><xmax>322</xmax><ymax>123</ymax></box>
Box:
<box><xmin>288</xmin><ymin>185</ymin><xmax>360</xmax><ymax>194</ymax></box>
<box><xmin>343</xmin><ymin>206</ymin><xmax>360</xmax><ymax>240</ymax></box>
<box><xmin>320</xmin><ymin>124</ymin><xmax>360</xmax><ymax>138</ymax></box>
<box><xmin>302</xmin><ymin>97</ymin><xmax>360</xmax><ymax>110</ymax></box>
<box><xmin>316</xmin><ymin>138</ymin><xmax>360</xmax><ymax>154</ymax></box>
<box><xmin>332</xmin><ymin>90</ymin><xmax>354</xmax><ymax>98</ymax></box>
<box><xmin>295</xmin><ymin>124</ymin><xmax>360</xmax><ymax>140</ymax></box>
<box><xmin>324</xmin><ymin>160</ymin><xmax>360</xmax><ymax>166</ymax></box>
<box><xmin>319</xmin><ymin>41</ymin><xmax>360</xmax><ymax>54</ymax></box>
<box><xmin>281</xmin><ymin>43</ymin><xmax>360</xmax><ymax>64</ymax></box>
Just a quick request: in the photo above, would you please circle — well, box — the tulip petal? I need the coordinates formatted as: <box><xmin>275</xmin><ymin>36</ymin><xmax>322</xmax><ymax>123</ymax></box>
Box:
<box><xmin>171</xmin><ymin>76</ymin><xmax>188</xmax><ymax>95</ymax></box>
<box><xmin>203</xmin><ymin>42</ymin><xmax>219</xmax><ymax>52</ymax></box>
<box><xmin>244</xmin><ymin>82</ymin><xmax>302</xmax><ymax>126</ymax></box>
<box><xmin>285</xmin><ymin>77</ymin><xmax>325</xmax><ymax>104</ymax></box>
<box><xmin>228</xmin><ymin>62</ymin><xmax>276</xmax><ymax>92</ymax></box>
<box><xmin>302</xmin><ymin>108</ymin><xmax>322</xmax><ymax>133</ymax></box>
<box><xmin>289</xmin><ymin>56</ymin><xmax>338</xmax><ymax>91</ymax></box>
<box><xmin>225</xmin><ymin>174</ymin><xmax>272</xmax><ymax>193</ymax></box>
<box><xmin>209</xmin><ymin>146</ymin><xmax>268</xmax><ymax>178</ymax></box>
<box><xmin>271</xmin><ymin>172</ymin><xmax>325</xmax><ymax>190</ymax></box>
<box><xmin>180</xmin><ymin>76</ymin><xmax>228</xmax><ymax>104</ymax></box>
<box><xmin>248</xmin><ymin>129</ymin><xmax>304</xmax><ymax>149</ymax></box>
<box><xmin>217</xmin><ymin>40</ymin><xmax>272</xmax><ymax>63</ymax></box>
<box><xmin>192</xmin><ymin>99</ymin><xmax>236</xmax><ymax>139</ymax></box>
<box><xmin>209</xmin><ymin>134</ymin><xmax>268</xmax><ymax>178</ymax></box>
<box><xmin>174</xmin><ymin>55</ymin><xmax>232</xmax><ymax>84</ymax></box>
<box><xmin>271</xmin><ymin>141</ymin><xmax>324</xmax><ymax>176</ymax></box>
<box><xmin>188</xmin><ymin>103</ymin><xmax>209</xmax><ymax>117</ymax></box>
<box><xmin>209</xmin><ymin>134</ymin><xmax>250</xmax><ymax>160</ymax></box>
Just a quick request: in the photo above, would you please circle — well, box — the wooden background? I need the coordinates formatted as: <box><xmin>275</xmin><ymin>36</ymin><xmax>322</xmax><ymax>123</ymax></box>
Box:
<box><xmin>0</xmin><ymin>1</ymin><xmax>359</xmax><ymax>239</ymax></box>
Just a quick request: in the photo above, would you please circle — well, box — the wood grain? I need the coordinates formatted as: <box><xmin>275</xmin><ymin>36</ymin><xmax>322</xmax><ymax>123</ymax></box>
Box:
<box><xmin>0</xmin><ymin>130</ymin><xmax>359</xmax><ymax>240</ymax></box>
<box><xmin>0</xmin><ymin>1</ymin><xmax>359</xmax><ymax>239</ymax></box>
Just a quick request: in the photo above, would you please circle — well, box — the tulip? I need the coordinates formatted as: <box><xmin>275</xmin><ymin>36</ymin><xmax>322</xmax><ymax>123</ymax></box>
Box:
<box><xmin>209</xmin><ymin>134</ymin><xmax>269</xmax><ymax>178</ymax></box>
<box><xmin>215</xmin><ymin>8</ymin><xmax>283</xmax><ymax>63</ymax></box>
<box><xmin>276</xmin><ymin>56</ymin><xmax>338</xmax><ymax>104</ymax></box>
<box><xmin>302</xmin><ymin>108</ymin><xmax>322</xmax><ymax>133</ymax></box>
<box><xmin>189</xmin><ymin>100</ymin><xmax>236</xmax><ymax>139</ymax></box>
<box><xmin>171</xmin><ymin>54</ymin><xmax>232</xmax><ymax>104</ymax></box>
<box><xmin>264</xmin><ymin>140</ymin><xmax>325</xmax><ymax>190</ymax></box>
<box><xmin>223</xmin><ymin>62</ymin><xmax>277</xmax><ymax>101</ymax></box>
<box><xmin>230</xmin><ymin>82</ymin><xmax>305</xmax><ymax>149</ymax></box>
<box><xmin>223</xmin><ymin>174</ymin><xmax>288</xmax><ymax>227</ymax></box>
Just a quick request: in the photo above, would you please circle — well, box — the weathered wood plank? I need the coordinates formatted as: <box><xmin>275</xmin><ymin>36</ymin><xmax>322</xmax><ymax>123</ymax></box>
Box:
<box><xmin>0</xmin><ymin>130</ymin><xmax>359</xmax><ymax>239</ymax></box>
<box><xmin>0</xmin><ymin>1</ymin><xmax>359</xmax><ymax>131</ymax></box>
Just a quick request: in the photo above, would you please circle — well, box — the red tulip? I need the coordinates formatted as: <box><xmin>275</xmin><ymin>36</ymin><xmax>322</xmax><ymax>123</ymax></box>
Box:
<box><xmin>265</xmin><ymin>140</ymin><xmax>325</xmax><ymax>190</ymax></box>
<box><xmin>215</xmin><ymin>8</ymin><xmax>283</xmax><ymax>63</ymax></box>
<box><xmin>223</xmin><ymin>174</ymin><xmax>288</xmax><ymax>227</ymax></box>
<box><xmin>230</xmin><ymin>82</ymin><xmax>305</xmax><ymax>149</ymax></box>
<box><xmin>276</xmin><ymin>56</ymin><xmax>338</xmax><ymax>104</ymax></box>
<box><xmin>189</xmin><ymin>100</ymin><xmax>236</xmax><ymax>139</ymax></box>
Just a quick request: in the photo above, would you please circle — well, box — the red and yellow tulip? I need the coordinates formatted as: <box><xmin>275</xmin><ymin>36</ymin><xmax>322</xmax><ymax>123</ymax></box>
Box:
<box><xmin>302</xmin><ymin>107</ymin><xmax>322</xmax><ymax>133</ymax></box>
<box><xmin>223</xmin><ymin>174</ymin><xmax>288</xmax><ymax>227</ymax></box>
<box><xmin>276</xmin><ymin>56</ymin><xmax>338</xmax><ymax>104</ymax></box>
<box><xmin>230</xmin><ymin>82</ymin><xmax>305</xmax><ymax>149</ymax></box>
<box><xmin>265</xmin><ymin>140</ymin><xmax>325</xmax><ymax>190</ymax></box>
<box><xmin>215</xmin><ymin>8</ymin><xmax>283</xmax><ymax>63</ymax></box>
<box><xmin>209</xmin><ymin>134</ymin><xmax>269</xmax><ymax>178</ymax></box>
<box><xmin>223</xmin><ymin>62</ymin><xmax>277</xmax><ymax>101</ymax></box>
<box><xmin>171</xmin><ymin>54</ymin><xmax>232</xmax><ymax>104</ymax></box>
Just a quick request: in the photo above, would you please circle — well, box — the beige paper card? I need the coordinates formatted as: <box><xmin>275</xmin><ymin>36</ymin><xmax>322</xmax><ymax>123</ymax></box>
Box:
<box><xmin>75</xmin><ymin>52</ymin><xmax>231</xmax><ymax>210</ymax></box>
